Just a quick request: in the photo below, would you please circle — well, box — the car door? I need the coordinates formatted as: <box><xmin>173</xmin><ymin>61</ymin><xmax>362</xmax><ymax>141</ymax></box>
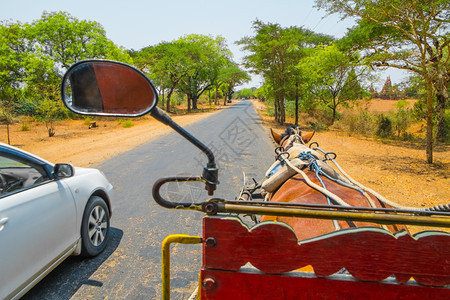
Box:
<box><xmin>0</xmin><ymin>155</ymin><xmax>77</xmax><ymax>299</ymax></box>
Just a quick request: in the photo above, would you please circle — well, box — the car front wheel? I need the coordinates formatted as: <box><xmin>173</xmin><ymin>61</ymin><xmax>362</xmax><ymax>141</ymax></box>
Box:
<box><xmin>80</xmin><ymin>196</ymin><xmax>110</xmax><ymax>257</ymax></box>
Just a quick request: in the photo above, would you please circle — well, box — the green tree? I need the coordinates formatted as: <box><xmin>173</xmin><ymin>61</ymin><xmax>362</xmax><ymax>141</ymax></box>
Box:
<box><xmin>133</xmin><ymin>41</ymin><xmax>193</xmax><ymax>112</ymax></box>
<box><xmin>36</xmin><ymin>98</ymin><xmax>68</xmax><ymax>137</ymax></box>
<box><xmin>238</xmin><ymin>20</ymin><xmax>332</xmax><ymax>125</ymax></box>
<box><xmin>0</xmin><ymin>12</ymin><xmax>132</xmax><ymax>136</ymax></box>
<box><xmin>33</xmin><ymin>11</ymin><xmax>132</xmax><ymax>136</ymax></box>
<box><xmin>0</xmin><ymin>21</ymin><xmax>39</xmax><ymax>140</ymax></box>
<box><xmin>254</xmin><ymin>85</ymin><xmax>270</xmax><ymax>102</ymax></box>
<box><xmin>377</xmin><ymin>114</ymin><xmax>393</xmax><ymax>138</ymax></box>
<box><xmin>299</xmin><ymin>44</ymin><xmax>365</xmax><ymax>124</ymax></box>
<box><xmin>391</xmin><ymin>100</ymin><xmax>412</xmax><ymax>138</ymax></box>
<box><xmin>33</xmin><ymin>11</ymin><xmax>131</xmax><ymax>72</ymax></box>
<box><xmin>218</xmin><ymin>64</ymin><xmax>250</xmax><ymax>105</ymax></box>
<box><xmin>0</xmin><ymin>22</ymin><xmax>33</xmax><ymax>114</ymax></box>
<box><xmin>177</xmin><ymin>34</ymin><xmax>231</xmax><ymax>111</ymax></box>
<box><xmin>0</xmin><ymin>107</ymin><xmax>16</xmax><ymax>144</ymax></box>
<box><xmin>317</xmin><ymin>0</ymin><xmax>449</xmax><ymax>162</ymax></box>
<box><xmin>237</xmin><ymin>88</ymin><xmax>254</xmax><ymax>99</ymax></box>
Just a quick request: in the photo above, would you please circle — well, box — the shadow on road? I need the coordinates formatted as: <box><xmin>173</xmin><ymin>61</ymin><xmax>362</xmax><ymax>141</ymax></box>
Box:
<box><xmin>23</xmin><ymin>227</ymin><xmax>123</xmax><ymax>299</ymax></box>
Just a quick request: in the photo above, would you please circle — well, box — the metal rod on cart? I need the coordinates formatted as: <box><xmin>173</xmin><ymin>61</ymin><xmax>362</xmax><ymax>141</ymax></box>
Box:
<box><xmin>209</xmin><ymin>203</ymin><xmax>450</xmax><ymax>228</ymax></box>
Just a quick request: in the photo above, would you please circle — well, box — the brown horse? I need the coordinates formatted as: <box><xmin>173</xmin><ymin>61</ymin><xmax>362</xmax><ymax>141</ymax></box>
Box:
<box><xmin>260</xmin><ymin>126</ymin><xmax>407</xmax><ymax>241</ymax></box>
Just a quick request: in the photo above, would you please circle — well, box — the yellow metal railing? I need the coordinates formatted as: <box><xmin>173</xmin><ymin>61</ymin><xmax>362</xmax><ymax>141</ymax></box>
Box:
<box><xmin>161</xmin><ymin>234</ymin><xmax>202</xmax><ymax>300</ymax></box>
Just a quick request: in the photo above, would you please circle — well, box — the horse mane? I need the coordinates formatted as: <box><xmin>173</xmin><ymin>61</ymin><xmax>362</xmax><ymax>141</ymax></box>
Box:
<box><xmin>280</xmin><ymin>125</ymin><xmax>300</xmax><ymax>139</ymax></box>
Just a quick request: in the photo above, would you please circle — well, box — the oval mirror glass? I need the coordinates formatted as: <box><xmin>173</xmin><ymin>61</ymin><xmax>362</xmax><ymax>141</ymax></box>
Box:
<box><xmin>61</xmin><ymin>60</ymin><xmax>158</xmax><ymax>117</ymax></box>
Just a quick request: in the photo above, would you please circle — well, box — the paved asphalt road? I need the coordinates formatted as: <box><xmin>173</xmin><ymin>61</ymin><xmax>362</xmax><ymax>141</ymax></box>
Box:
<box><xmin>24</xmin><ymin>100</ymin><xmax>275</xmax><ymax>299</ymax></box>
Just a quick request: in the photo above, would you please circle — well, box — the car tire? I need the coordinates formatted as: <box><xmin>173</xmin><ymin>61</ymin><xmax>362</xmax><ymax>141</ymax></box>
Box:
<box><xmin>80</xmin><ymin>196</ymin><xmax>110</xmax><ymax>257</ymax></box>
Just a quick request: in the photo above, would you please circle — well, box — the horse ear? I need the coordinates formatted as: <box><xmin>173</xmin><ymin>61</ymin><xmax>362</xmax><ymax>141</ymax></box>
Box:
<box><xmin>270</xmin><ymin>128</ymin><xmax>283</xmax><ymax>145</ymax></box>
<box><xmin>301</xmin><ymin>131</ymin><xmax>315</xmax><ymax>143</ymax></box>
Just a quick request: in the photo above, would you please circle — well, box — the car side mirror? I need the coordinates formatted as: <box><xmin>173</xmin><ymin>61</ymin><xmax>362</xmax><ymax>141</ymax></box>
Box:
<box><xmin>54</xmin><ymin>163</ymin><xmax>74</xmax><ymax>178</ymax></box>
<box><xmin>61</xmin><ymin>60</ymin><xmax>158</xmax><ymax>117</ymax></box>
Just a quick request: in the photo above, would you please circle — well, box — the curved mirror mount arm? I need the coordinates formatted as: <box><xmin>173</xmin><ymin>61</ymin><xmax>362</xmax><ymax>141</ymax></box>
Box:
<box><xmin>150</xmin><ymin>107</ymin><xmax>219</xmax><ymax>195</ymax></box>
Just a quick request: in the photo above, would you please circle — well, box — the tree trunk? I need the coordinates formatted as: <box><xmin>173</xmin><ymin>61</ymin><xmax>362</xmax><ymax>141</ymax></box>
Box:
<box><xmin>277</xmin><ymin>93</ymin><xmax>285</xmax><ymax>125</ymax></box>
<box><xmin>192</xmin><ymin>96</ymin><xmax>198</xmax><ymax>110</ymax></box>
<box><xmin>435</xmin><ymin>90</ymin><xmax>448</xmax><ymax>143</ymax></box>
<box><xmin>278</xmin><ymin>79</ymin><xmax>286</xmax><ymax>125</ymax></box>
<box><xmin>330</xmin><ymin>97</ymin><xmax>338</xmax><ymax>125</ymax></box>
<box><xmin>280</xmin><ymin>100</ymin><xmax>285</xmax><ymax>125</ymax></box>
<box><xmin>425</xmin><ymin>78</ymin><xmax>434</xmax><ymax>163</ymax></box>
<box><xmin>6</xmin><ymin>123</ymin><xmax>10</xmax><ymax>145</ymax></box>
<box><xmin>294</xmin><ymin>82</ymin><xmax>299</xmax><ymax>126</ymax></box>
<box><xmin>331</xmin><ymin>107</ymin><xmax>337</xmax><ymax>125</ymax></box>
<box><xmin>223</xmin><ymin>85</ymin><xmax>231</xmax><ymax>106</ymax></box>
<box><xmin>215</xmin><ymin>87</ymin><xmax>219</xmax><ymax>105</ymax></box>
<box><xmin>166</xmin><ymin>88</ymin><xmax>174</xmax><ymax>113</ymax></box>
<box><xmin>274</xmin><ymin>96</ymin><xmax>279</xmax><ymax>123</ymax></box>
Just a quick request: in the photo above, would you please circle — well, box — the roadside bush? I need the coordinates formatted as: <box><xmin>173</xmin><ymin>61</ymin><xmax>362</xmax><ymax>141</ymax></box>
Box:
<box><xmin>308</xmin><ymin>121</ymin><xmax>328</xmax><ymax>132</ymax></box>
<box><xmin>20</xmin><ymin>123</ymin><xmax>30</xmax><ymax>131</ymax></box>
<box><xmin>285</xmin><ymin>101</ymin><xmax>297</xmax><ymax>119</ymax></box>
<box><xmin>391</xmin><ymin>100</ymin><xmax>412</xmax><ymax>138</ymax></box>
<box><xmin>336</xmin><ymin>110</ymin><xmax>377</xmax><ymax>136</ymax></box>
<box><xmin>265</xmin><ymin>105</ymin><xmax>275</xmax><ymax>117</ymax></box>
<box><xmin>306</xmin><ymin>105</ymin><xmax>337</xmax><ymax>127</ymax></box>
<box><xmin>121</xmin><ymin>120</ymin><xmax>134</xmax><ymax>128</ymax></box>
<box><xmin>83</xmin><ymin>117</ymin><xmax>93</xmax><ymax>126</ymax></box>
<box><xmin>15</xmin><ymin>99</ymin><xmax>37</xmax><ymax>116</ymax></box>
<box><xmin>400</xmin><ymin>132</ymin><xmax>417</xmax><ymax>141</ymax></box>
<box><xmin>437</xmin><ymin>110</ymin><xmax>450</xmax><ymax>143</ymax></box>
<box><xmin>35</xmin><ymin>98</ymin><xmax>69</xmax><ymax>137</ymax></box>
<box><xmin>376</xmin><ymin>114</ymin><xmax>393</xmax><ymax>138</ymax></box>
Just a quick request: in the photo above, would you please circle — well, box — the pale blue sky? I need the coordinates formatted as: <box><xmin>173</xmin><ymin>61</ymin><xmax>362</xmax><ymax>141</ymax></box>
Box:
<box><xmin>1</xmin><ymin>0</ymin><xmax>404</xmax><ymax>88</ymax></box>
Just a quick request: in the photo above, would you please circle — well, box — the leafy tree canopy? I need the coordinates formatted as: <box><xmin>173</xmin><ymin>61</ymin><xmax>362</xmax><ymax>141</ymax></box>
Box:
<box><xmin>316</xmin><ymin>0</ymin><xmax>449</xmax><ymax>162</ymax></box>
<box><xmin>0</xmin><ymin>11</ymin><xmax>132</xmax><ymax>136</ymax></box>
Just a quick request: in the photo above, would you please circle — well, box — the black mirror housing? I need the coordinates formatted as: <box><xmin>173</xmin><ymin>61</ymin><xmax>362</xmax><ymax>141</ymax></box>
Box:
<box><xmin>54</xmin><ymin>163</ymin><xmax>74</xmax><ymax>178</ymax></box>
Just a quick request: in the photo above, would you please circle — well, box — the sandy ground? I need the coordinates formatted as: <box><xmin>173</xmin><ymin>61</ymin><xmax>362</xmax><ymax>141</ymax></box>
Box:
<box><xmin>4</xmin><ymin>100</ymin><xmax>449</xmax><ymax>232</ymax></box>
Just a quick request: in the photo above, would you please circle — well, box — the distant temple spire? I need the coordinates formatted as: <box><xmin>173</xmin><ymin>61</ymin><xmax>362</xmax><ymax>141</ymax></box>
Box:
<box><xmin>375</xmin><ymin>76</ymin><xmax>404</xmax><ymax>100</ymax></box>
<box><xmin>381</xmin><ymin>76</ymin><xmax>392</xmax><ymax>94</ymax></box>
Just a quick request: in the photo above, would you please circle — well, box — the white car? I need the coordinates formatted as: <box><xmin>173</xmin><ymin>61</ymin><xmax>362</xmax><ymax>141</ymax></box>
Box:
<box><xmin>0</xmin><ymin>143</ymin><xmax>114</xmax><ymax>299</ymax></box>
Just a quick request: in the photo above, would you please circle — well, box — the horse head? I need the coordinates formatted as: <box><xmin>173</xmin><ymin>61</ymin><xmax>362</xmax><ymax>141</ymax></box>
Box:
<box><xmin>270</xmin><ymin>126</ymin><xmax>315</xmax><ymax>149</ymax></box>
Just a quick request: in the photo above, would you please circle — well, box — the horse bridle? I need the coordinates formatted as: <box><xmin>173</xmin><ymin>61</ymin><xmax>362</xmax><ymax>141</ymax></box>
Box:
<box><xmin>280</xmin><ymin>128</ymin><xmax>306</xmax><ymax>151</ymax></box>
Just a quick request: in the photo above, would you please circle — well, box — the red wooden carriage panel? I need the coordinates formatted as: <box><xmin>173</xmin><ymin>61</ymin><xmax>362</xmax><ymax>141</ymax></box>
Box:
<box><xmin>200</xmin><ymin>269</ymin><xmax>450</xmax><ymax>299</ymax></box>
<box><xmin>201</xmin><ymin>216</ymin><xmax>450</xmax><ymax>299</ymax></box>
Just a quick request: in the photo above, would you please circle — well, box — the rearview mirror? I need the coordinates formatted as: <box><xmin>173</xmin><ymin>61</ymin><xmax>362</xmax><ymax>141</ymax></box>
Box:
<box><xmin>61</xmin><ymin>60</ymin><xmax>219</xmax><ymax>196</ymax></box>
<box><xmin>61</xmin><ymin>60</ymin><xmax>158</xmax><ymax>117</ymax></box>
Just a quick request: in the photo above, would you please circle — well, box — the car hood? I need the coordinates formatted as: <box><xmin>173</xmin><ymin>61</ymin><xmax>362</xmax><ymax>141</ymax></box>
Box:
<box><xmin>73</xmin><ymin>166</ymin><xmax>99</xmax><ymax>175</ymax></box>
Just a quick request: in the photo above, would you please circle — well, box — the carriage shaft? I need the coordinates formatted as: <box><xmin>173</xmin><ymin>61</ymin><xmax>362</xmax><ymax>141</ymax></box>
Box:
<box><xmin>218</xmin><ymin>203</ymin><xmax>450</xmax><ymax>228</ymax></box>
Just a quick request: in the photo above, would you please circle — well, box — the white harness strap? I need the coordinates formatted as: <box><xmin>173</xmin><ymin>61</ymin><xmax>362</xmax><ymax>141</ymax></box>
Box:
<box><xmin>262</xmin><ymin>142</ymin><xmax>346</xmax><ymax>194</ymax></box>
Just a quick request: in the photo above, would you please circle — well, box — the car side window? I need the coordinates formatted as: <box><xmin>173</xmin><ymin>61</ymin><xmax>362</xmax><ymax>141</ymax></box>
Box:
<box><xmin>0</xmin><ymin>154</ymin><xmax>50</xmax><ymax>195</ymax></box>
